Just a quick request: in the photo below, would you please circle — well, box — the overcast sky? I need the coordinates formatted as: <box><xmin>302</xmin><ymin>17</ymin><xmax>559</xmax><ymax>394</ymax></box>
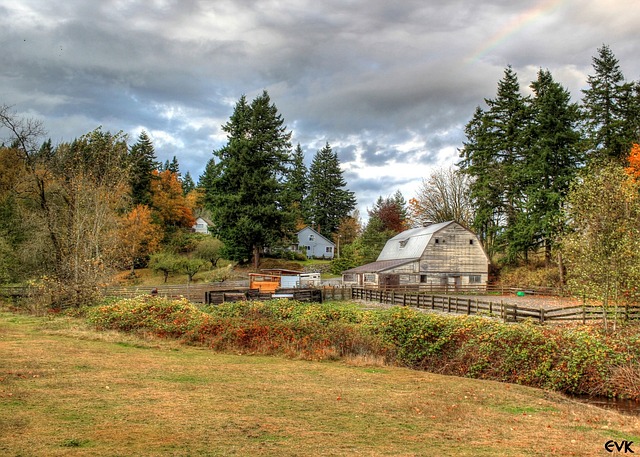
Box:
<box><xmin>2</xmin><ymin>0</ymin><xmax>639</xmax><ymax>219</ymax></box>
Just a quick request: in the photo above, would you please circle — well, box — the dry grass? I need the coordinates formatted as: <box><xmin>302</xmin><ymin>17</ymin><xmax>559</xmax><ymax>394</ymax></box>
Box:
<box><xmin>1</xmin><ymin>311</ymin><xmax>639</xmax><ymax>456</ymax></box>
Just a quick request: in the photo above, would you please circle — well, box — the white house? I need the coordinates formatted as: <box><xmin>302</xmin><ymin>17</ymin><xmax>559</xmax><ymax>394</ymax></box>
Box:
<box><xmin>342</xmin><ymin>221</ymin><xmax>489</xmax><ymax>290</ymax></box>
<box><xmin>295</xmin><ymin>227</ymin><xmax>336</xmax><ymax>259</ymax></box>
<box><xmin>192</xmin><ymin>217</ymin><xmax>213</xmax><ymax>234</ymax></box>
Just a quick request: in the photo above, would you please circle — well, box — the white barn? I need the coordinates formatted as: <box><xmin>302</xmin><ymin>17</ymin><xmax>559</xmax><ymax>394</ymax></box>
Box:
<box><xmin>342</xmin><ymin>221</ymin><xmax>489</xmax><ymax>290</ymax></box>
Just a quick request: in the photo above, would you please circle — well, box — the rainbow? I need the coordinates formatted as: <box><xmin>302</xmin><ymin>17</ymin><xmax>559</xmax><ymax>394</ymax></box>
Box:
<box><xmin>465</xmin><ymin>0</ymin><xmax>565</xmax><ymax>64</ymax></box>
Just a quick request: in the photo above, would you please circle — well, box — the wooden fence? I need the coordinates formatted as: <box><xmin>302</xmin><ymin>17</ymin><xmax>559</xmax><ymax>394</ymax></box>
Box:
<box><xmin>351</xmin><ymin>288</ymin><xmax>640</xmax><ymax>324</ymax></box>
<box><xmin>376</xmin><ymin>283</ymin><xmax>562</xmax><ymax>296</ymax></box>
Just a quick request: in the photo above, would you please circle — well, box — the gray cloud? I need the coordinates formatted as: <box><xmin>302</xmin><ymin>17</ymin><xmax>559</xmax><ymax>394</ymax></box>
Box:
<box><xmin>1</xmin><ymin>0</ymin><xmax>640</xmax><ymax>218</ymax></box>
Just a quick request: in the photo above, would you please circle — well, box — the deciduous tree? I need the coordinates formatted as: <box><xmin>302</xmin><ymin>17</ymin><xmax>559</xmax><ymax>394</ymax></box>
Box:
<box><xmin>409</xmin><ymin>167</ymin><xmax>473</xmax><ymax>228</ymax></box>
<box><xmin>119</xmin><ymin>204</ymin><xmax>162</xmax><ymax>275</ymax></box>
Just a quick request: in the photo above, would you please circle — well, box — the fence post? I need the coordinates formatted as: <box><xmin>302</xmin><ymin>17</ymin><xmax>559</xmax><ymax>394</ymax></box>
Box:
<box><xmin>431</xmin><ymin>295</ymin><xmax>435</xmax><ymax>310</ymax></box>
<box><xmin>467</xmin><ymin>299</ymin><xmax>471</xmax><ymax>315</ymax></box>
<box><xmin>447</xmin><ymin>296</ymin><xmax>451</xmax><ymax>313</ymax></box>
<box><xmin>540</xmin><ymin>308</ymin><xmax>545</xmax><ymax>324</ymax></box>
<box><xmin>513</xmin><ymin>304</ymin><xmax>518</xmax><ymax>322</ymax></box>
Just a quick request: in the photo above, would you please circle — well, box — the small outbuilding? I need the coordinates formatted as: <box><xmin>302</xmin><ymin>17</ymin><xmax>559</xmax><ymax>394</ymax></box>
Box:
<box><xmin>342</xmin><ymin>221</ymin><xmax>489</xmax><ymax>290</ymax></box>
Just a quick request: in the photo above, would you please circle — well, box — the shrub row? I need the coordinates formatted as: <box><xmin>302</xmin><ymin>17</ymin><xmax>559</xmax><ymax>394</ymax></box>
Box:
<box><xmin>85</xmin><ymin>297</ymin><xmax>640</xmax><ymax>399</ymax></box>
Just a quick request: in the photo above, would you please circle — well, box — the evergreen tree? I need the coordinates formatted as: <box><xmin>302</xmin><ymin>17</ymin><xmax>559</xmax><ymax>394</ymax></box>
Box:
<box><xmin>181</xmin><ymin>171</ymin><xmax>195</xmax><ymax>195</ymax></box>
<box><xmin>522</xmin><ymin>69</ymin><xmax>582</xmax><ymax>263</ymax></box>
<box><xmin>128</xmin><ymin>131</ymin><xmax>158</xmax><ymax>206</ymax></box>
<box><xmin>459</xmin><ymin>66</ymin><xmax>530</xmax><ymax>261</ymax></box>
<box><xmin>204</xmin><ymin>91</ymin><xmax>293</xmax><ymax>268</ymax></box>
<box><xmin>282</xmin><ymin>143</ymin><xmax>308</xmax><ymax>227</ymax></box>
<box><xmin>307</xmin><ymin>142</ymin><xmax>356</xmax><ymax>239</ymax></box>
<box><xmin>581</xmin><ymin>44</ymin><xmax>639</xmax><ymax>162</ymax></box>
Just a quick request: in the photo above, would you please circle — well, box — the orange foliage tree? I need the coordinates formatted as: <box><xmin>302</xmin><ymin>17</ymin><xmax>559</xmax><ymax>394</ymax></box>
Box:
<box><xmin>119</xmin><ymin>204</ymin><xmax>162</xmax><ymax>275</ymax></box>
<box><xmin>625</xmin><ymin>143</ymin><xmax>640</xmax><ymax>181</ymax></box>
<box><xmin>150</xmin><ymin>170</ymin><xmax>196</xmax><ymax>229</ymax></box>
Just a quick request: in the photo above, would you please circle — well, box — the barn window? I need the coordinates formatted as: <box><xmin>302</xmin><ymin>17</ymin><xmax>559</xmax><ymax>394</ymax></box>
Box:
<box><xmin>435</xmin><ymin>238</ymin><xmax>439</xmax><ymax>244</ymax></box>
<box><xmin>469</xmin><ymin>239</ymin><xmax>474</xmax><ymax>245</ymax></box>
<box><xmin>469</xmin><ymin>275</ymin><xmax>481</xmax><ymax>284</ymax></box>
<box><xmin>364</xmin><ymin>273</ymin><xmax>376</xmax><ymax>283</ymax></box>
<box><xmin>420</xmin><ymin>275</ymin><xmax>428</xmax><ymax>283</ymax></box>
<box><xmin>399</xmin><ymin>239</ymin><xmax>408</xmax><ymax>248</ymax></box>
<box><xmin>343</xmin><ymin>274</ymin><xmax>355</xmax><ymax>282</ymax></box>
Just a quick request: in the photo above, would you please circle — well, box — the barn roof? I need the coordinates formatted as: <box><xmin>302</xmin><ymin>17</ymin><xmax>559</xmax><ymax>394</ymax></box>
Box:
<box><xmin>376</xmin><ymin>221</ymin><xmax>455</xmax><ymax>261</ymax></box>
<box><xmin>342</xmin><ymin>259</ymin><xmax>416</xmax><ymax>274</ymax></box>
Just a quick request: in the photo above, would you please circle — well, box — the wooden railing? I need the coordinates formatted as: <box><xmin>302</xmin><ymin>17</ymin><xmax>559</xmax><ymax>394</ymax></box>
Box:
<box><xmin>351</xmin><ymin>288</ymin><xmax>640</xmax><ymax>324</ymax></box>
<box><xmin>375</xmin><ymin>283</ymin><xmax>563</xmax><ymax>296</ymax></box>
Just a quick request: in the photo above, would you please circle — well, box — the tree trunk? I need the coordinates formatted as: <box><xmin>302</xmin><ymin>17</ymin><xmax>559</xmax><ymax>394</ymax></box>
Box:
<box><xmin>253</xmin><ymin>245</ymin><xmax>260</xmax><ymax>270</ymax></box>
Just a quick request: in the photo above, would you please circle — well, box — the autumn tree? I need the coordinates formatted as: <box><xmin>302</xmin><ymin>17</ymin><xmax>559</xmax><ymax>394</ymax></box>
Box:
<box><xmin>119</xmin><ymin>204</ymin><xmax>162</xmax><ymax>275</ymax></box>
<box><xmin>561</xmin><ymin>163</ymin><xmax>640</xmax><ymax>328</ymax></box>
<box><xmin>368</xmin><ymin>192</ymin><xmax>408</xmax><ymax>234</ymax></box>
<box><xmin>409</xmin><ymin>167</ymin><xmax>474</xmax><ymax>228</ymax></box>
<box><xmin>625</xmin><ymin>143</ymin><xmax>640</xmax><ymax>179</ymax></box>
<box><xmin>150</xmin><ymin>169</ymin><xmax>196</xmax><ymax>230</ymax></box>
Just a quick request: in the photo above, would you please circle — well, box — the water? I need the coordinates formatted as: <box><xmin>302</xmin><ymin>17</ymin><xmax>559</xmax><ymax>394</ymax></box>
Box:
<box><xmin>572</xmin><ymin>395</ymin><xmax>640</xmax><ymax>416</ymax></box>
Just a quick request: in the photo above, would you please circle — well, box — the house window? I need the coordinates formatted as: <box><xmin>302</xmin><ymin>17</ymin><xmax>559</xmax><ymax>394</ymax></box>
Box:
<box><xmin>306</xmin><ymin>246</ymin><xmax>311</xmax><ymax>251</ymax></box>
<box><xmin>326</xmin><ymin>247</ymin><xmax>333</xmax><ymax>253</ymax></box>
<box><xmin>364</xmin><ymin>273</ymin><xmax>376</xmax><ymax>283</ymax></box>
<box><xmin>308</xmin><ymin>234</ymin><xmax>315</xmax><ymax>241</ymax></box>
<box><xmin>343</xmin><ymin>274</ymin><xmax>355</xmax><ymax>282</ymax></box>
<box><xmin>469</xmin><ymin>275</ymin><xmax>481</xmax><ymax>284</ymax></box>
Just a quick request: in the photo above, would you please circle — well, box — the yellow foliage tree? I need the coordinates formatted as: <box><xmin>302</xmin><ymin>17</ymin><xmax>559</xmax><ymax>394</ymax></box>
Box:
<box><xmin>150</xmin><ymin>170</ymin><xmax>196</xmax><ymax>229</ymax></box>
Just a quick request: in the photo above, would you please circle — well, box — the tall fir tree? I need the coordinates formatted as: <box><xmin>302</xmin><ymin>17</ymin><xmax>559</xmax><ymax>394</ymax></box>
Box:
<box><xmin>307</xmin><ymin>142</ymin><xmax>356</xmax><ymax>239</ymax></box>
<box><xmin>459</xmin><ymin>66</ymin><xmax>530</xmax><ymax>261</ymax></box>
<box><xmin>204</xmin><ymin>91</ymin><xmax>293</xmax><ymax>268</ymax></box>
<box><xmin>581</xmin><ymin>44</ymin><xmax>639</xmax><ymax>162</ymax></box>
<box><xmin>282</xmin><ymin>143</ymin><xmax>308</xmax><ymax>228</ymax></box>
<box><xmin>522</xmin><ymin>69</ymin><xmax>582</xmax><ymax>263</ymax></box>
<box><xmin>128</xmin><ymin>131</ymin><xmax>158</xmax><ymax>206</ymax></box>
<box><xmin>181</xmin><ymin>171</ymin><xmax>195</xmax><ymax>195</ymax></box>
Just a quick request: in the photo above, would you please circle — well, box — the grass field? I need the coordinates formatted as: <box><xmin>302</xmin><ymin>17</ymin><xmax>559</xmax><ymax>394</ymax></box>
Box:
<box><xmin>1</xmin><ymin>311</ymin><xmax>638</xmax><ymax>456</ymax></box>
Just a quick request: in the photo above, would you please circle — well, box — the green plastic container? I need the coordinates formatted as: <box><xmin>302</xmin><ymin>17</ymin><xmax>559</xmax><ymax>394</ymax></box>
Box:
<box><xmin>516</xmin><ymin>291</ymin><xmax>526</xmax><ymax>297</ymax></box>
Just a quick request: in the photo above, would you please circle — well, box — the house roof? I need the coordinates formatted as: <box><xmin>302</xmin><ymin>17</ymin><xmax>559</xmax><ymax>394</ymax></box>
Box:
<box><xmin>342</xmin><ymin>258</ymin><xmax>417</xmax><ymax>274</ymax></box>
<box><xmin>195</xmin><ymin>216</ymin><xmax>214</xmax><ymax>226</ymax></box>
<box><xmin>296</xmin><ymin>226</ymin><xmax>335</xmax><ymax>247</ymax></box>
<box><xmin>376</xmin><ymin>221</ymin><xmax>455</xmax><ymax>261</ymax></box>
